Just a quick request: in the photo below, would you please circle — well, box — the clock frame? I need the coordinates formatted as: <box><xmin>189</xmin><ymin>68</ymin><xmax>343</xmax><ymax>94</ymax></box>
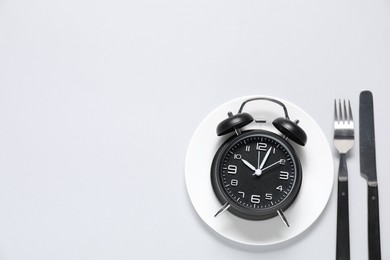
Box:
<box><xmin>211</xmin><ymin>130</ymin><xmax>302</xmax><ymax>222</ymax></box>
<box><xmin>210</xmin><ymin>97</ymin><xmax>307</xmax><ymax>227</ymax></box>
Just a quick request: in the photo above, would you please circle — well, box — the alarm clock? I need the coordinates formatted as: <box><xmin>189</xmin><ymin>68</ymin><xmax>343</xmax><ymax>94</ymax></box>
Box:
<box><xmin>210</xmin><ymin>97</ymin><xmax>307</xmax><ymax>227</ymax></box>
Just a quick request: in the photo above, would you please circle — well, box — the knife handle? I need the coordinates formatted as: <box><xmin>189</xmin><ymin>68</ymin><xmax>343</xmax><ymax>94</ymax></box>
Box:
<box><xmin>336</xmin><ymin>154</ymin><xmax>350</xmax><ymax>260</ymax></box>
<box><xmin>368</xmin><ymin>185</ymin><xmax>381</xmax><ymax>260</ymax></box>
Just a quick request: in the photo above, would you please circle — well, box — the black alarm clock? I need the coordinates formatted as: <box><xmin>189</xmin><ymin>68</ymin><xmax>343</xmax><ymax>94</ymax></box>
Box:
<box><xmin>211</xmin><ymin>97</ymin><xmax>307</xmax><ymax>227</ymax></box>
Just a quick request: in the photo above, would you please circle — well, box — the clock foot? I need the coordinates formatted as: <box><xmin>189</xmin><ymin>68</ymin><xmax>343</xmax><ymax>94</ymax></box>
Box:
<box><xmin>214</xmin><ymin>202</ymin><xmax>231</xmax><ymax>217</ymax></box>
<box><xmin>277</xmin><ymin>209</ymin><xmax>290</xmax><ymax>227</ymax></box>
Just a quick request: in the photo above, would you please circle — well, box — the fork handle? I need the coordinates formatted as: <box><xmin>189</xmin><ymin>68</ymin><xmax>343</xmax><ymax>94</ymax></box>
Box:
<box><xmin>336</xmin><ymin>154</ymin><xmax>350</xmax><ymax>260</ymax></box>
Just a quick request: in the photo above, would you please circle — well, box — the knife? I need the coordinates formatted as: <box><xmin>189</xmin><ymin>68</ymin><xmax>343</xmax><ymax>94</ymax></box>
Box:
<box><xmin>359</xmin><ymin>90</ymin><xmax>381</xmax><ymax>260</ymax></box>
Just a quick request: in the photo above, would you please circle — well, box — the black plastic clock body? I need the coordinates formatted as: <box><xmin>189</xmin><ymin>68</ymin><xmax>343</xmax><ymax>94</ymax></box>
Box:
<box><xmin>211</xmin><ymin>97</ymin><xmax>307</xmax><ymax>226</ymax></box>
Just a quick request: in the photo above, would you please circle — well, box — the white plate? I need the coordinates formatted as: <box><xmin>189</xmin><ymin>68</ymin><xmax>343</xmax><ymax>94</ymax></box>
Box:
<box><xmin>185</xmin><ymin>95</ymin><xmax>334</xmax><ymax>246</ymax></box>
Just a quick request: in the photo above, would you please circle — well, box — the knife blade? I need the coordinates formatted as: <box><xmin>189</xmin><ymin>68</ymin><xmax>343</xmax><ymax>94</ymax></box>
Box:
<box><xmin>359</xmin><ymin>90</ymin><xmax>381</xmax><ymax>260</ymax></box>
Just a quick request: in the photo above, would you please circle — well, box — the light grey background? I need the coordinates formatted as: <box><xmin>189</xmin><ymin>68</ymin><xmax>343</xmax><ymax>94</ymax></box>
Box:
<box><xmin>0</xmin><ymin>0</ymin><xmax>389</xmax><ymax>259</ymax></box>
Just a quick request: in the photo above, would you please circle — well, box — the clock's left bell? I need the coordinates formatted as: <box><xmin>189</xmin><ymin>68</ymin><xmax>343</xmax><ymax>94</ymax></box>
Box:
<box><xmin>216</xmin><ymin>112</ymin><xmax>254</xmax><ymax>136</ymax></box>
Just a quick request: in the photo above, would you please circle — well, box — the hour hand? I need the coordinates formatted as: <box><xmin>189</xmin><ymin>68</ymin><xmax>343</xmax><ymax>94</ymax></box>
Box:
<box><xmin>241</xmin><ymin>159</ymin><xmax>256</xmax><ymax>171</ymax></box>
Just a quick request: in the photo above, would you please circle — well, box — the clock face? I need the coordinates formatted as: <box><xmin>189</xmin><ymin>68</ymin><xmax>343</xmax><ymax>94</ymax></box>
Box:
<box><xmin>211</xmin><ymin>130</ymin><xmax>302</xmax><ymax>220</ymax></box>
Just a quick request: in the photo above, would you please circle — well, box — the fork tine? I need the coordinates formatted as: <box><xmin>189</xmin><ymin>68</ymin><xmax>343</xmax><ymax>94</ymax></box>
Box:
<box><xmin>348</xmin><ymin>100</ymin><xmax>353</xmax><ymax>122</ymax></box>
<box><xmin>334</xmin><ymin>99</ymin><xmax>338</xmax><ymax>121</ymax></box>
<box><xmin>343</xmin><ymin>99</ymin><xmax>348</xmax><ymax>123</ymax></box>
<box><xmin>334</xmin><ymin>99</ymin><xmax>354</xmax><ymax>125</ymax></box>
<box><xmin>338</xmin><ymin>99</ymin><xmax>343</xmax><ymax>123</ymax></box>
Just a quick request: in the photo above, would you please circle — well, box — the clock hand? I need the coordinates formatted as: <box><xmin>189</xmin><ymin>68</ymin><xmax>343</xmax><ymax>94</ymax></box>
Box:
<box><xmin>241</xmin><ymin>159</ymin><xmax>256</xmax><ymax>171</ymax></box>
<box><xmin>242</xmin><ymin>159</ymin><xmax>263</xmax><ymax>176</ymax></box>
<box><xmin>253</xmin><ymin>159</ymin><xmax>283</xmax><ymax>176</ymax></box>
<box><xmin>257</xmin><ymin>150</ymin><xmax>261</xmax><ymax>169</ymax></box>
<box><xmin>261</xmin><ymin>159</ymin><xmax>284</xmax><ymax>173</ymax></box>
<box><xmin>259</xmin><ymin>147</ymin><xmax>272</xmax><ymax>170</ymax></box>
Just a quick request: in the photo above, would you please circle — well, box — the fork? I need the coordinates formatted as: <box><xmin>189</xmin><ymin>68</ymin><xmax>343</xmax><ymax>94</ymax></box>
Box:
<box><xmin>334</xmin><ymin>99</ymin><xmax>354</xmax><ymax>260</ymax></box>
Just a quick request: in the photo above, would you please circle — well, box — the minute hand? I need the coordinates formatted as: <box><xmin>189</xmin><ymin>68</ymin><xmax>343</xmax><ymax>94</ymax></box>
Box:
<box><xmin>259</xmin><ymin>148</ymin><xmax>272</xmax><ymax>170</ymax></box>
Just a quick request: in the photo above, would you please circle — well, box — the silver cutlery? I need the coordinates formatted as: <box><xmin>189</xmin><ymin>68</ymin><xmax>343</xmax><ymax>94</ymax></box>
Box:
<box><xmin>359</xmin><ymin>90</ymin><xmax>381</xmax><ymax>260</ymax></box>
<box><xmin>334</xmin><ymin>99</ymin><xmax>354</xmax><ymax>260</ymax></box>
